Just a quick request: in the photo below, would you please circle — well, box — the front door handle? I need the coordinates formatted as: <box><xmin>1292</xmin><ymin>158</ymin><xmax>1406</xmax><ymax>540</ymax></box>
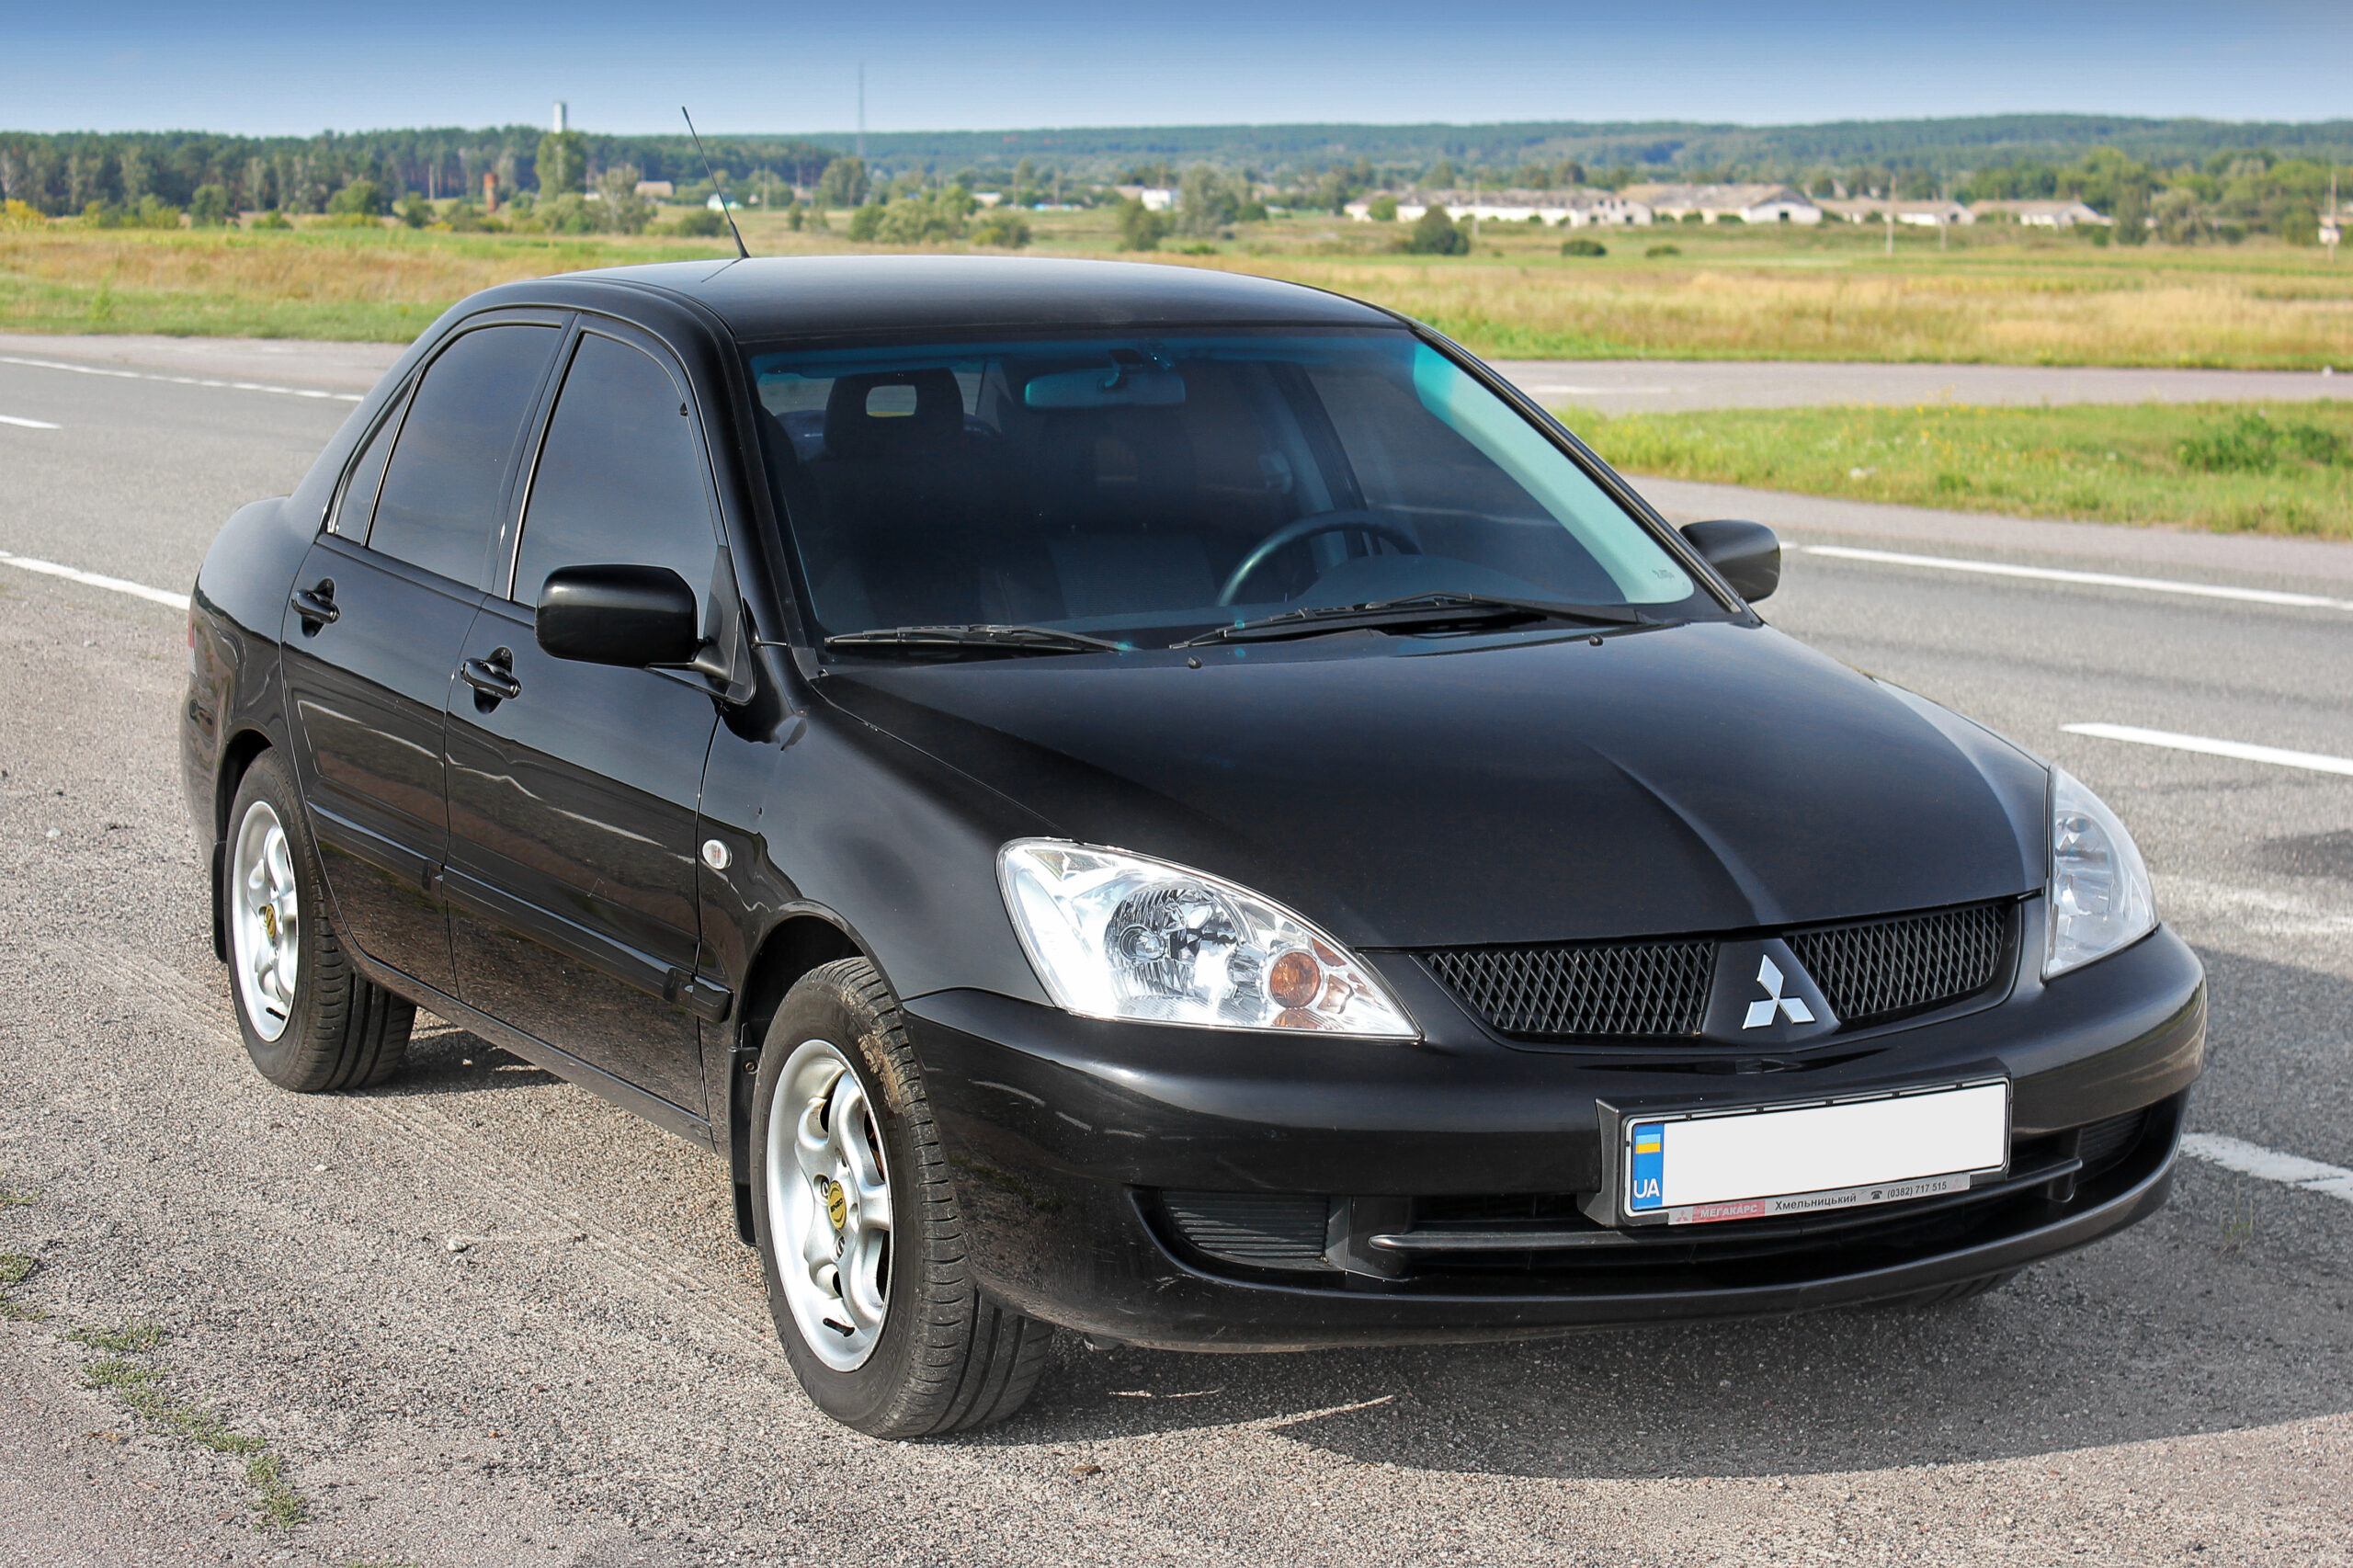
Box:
<box><xmin>459</xmin><ymin>656</ymin><xmax>521</xmax><ymax>702</ymax></box>
<box><xmin>290</xmin><ymin>583</ymin><xmax>339</xmax><ymax>627</ymax></box>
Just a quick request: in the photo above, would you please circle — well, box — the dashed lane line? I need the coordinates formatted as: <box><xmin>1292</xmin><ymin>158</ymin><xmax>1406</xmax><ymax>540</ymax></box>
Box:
<box><xmin>0</xmin><ymin>549</ymin><xmax>190</xmax><ymax>610</ymax></box>
<box><xmin>0</xmin><ymin>413</ymin><xmax>62</xmax><ymax>429</ymax></box>
<box><xmin>2181</xmin><ymin>1133</ymin><xmax>2353</xmax><ymax>1205</ymax></box>
<box><xmin>2062</xmin><ymin>722</ymin><xmax>2353</xmax><ymax>778</ymax></box>
<box><xmin>1803</xmin><ymin>544</ymin><xmax>2353</xmax><ymax>612</ymax></box>
<box><xmin>0</xmin><ymin>352</ymin><xmax>364</xmax><ymax>403</ymax></box>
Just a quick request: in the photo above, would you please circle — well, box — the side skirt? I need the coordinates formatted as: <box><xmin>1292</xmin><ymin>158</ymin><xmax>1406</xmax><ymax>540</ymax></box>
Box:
<box><xmin>342</xmin><ymin>943</ymin><xmax>718</xmax><ymax>1153</ymax></box>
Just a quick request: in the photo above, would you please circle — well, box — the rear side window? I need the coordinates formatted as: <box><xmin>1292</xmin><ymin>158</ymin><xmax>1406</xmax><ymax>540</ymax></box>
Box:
<box><xmin>367</xmin><ymin>324</ymin><xmax>560</xmax><ymax>586</ymax></box>
<box><xmin>511</xmin><ymin>333</ymin><xmax>717</xmax><ymax>608</ymax></box>
<box><xmin>330</xmin><ymin>388</ymin><xmax>407</xmax><ymax>537</ymax></box>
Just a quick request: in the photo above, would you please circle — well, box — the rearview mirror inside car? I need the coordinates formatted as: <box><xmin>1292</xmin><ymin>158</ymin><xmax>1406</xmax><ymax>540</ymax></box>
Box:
<box><xmin>1678</xmin><ymin>518</ymin><xmax>1781</xmax><ymax>603</ymax></box>
<box><xmin>1023</xmin><ymin>366</ymin><xmax>1187</xmax><ymax>409</ymax></box>
<box><xmin>536</xmin><ymin>564</ymin><xmax>701</xmax><ymax>668</ymax></box>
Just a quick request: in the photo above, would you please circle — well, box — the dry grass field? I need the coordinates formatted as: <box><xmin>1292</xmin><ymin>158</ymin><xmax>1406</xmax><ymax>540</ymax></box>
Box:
<box><xmin>6</xmin><ymin>209</ymin><xmax>2353</xmax><ymax>369</ymax></box>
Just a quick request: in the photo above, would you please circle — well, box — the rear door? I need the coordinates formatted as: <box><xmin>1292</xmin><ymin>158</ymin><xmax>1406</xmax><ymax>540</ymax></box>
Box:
<box><xmin>280</xmin><ymin>316</ymin><xmax>565</xmax><ymax>993</ymax></box>
<box><xmin>439</xmin><ymin>325</ymin><xmax>727</xmax><ymax>1116</ymax></box>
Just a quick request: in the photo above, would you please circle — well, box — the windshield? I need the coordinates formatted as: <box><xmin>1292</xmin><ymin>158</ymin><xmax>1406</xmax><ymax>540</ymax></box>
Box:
<box><xmin>745</xmin><ymin>328</ymin><xmax>1706</xmax><ymax>648</ymax></box>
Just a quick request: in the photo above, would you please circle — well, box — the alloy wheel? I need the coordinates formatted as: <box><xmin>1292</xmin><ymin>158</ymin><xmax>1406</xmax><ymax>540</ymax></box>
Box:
<box><xmin>767</xmin><ymin>1038</ymin><xmax>893</xmax><ymax>1370</ymax></box>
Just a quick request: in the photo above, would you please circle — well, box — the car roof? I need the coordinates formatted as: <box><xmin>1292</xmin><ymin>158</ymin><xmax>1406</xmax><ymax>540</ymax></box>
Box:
<box><xmin>542</xmin><ymin>255</ymin><xmax>1399</xmax><ymax>343</ymax></box>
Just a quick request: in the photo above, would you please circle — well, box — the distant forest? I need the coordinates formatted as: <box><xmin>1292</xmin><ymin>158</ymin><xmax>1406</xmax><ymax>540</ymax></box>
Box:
<box><xmin>3</xmin><ymin>113</ymin><xmax>2348</xmax><ymax>225</ymax></box>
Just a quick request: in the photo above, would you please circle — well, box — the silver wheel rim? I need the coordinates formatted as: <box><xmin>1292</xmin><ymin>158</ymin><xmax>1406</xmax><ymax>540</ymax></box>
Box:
<box><xmin>767</xmin><ymin>1038</ymin><xmax>892</xmax><ymax>1370</ymax></box>
<box><xmin>229</xmin><ymin>798</ymin><xmax>299</xmax><ymax>1042</ymax></box>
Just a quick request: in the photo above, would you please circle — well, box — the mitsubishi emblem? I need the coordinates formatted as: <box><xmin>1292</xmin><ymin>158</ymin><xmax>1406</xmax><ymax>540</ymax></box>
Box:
<box><xmin>1743</xmin><ymin>954</ymin><xmax>1815</xmax><ymax>1028</ymax></box>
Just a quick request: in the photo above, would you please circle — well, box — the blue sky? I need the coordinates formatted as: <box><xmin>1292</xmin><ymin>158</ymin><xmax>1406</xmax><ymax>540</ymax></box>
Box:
<box><xmin>11</xmin><ymin>1</ymin><xmax>2351</xmax><ymax>135</ymax></box>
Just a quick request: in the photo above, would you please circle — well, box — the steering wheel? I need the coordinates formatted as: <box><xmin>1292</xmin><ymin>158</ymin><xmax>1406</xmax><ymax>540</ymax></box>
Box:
<box><xmin>1216</xmin><ymin>510</ymin><xmax>1421</xmax><ymax>606</ymax></box>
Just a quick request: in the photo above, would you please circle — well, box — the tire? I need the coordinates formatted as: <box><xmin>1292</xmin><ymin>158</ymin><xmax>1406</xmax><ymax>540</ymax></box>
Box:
<box><xmin>221</xmin><ymin>749</ymin><xmax>414</xmax><ymax>1092</ymax></box>
<box><xmin>1875</xmin><ymin>1269</ymin><xmax>2019</xmax><ymax>1311</ymax></box>
<box><xmin>749</xmin><ymin>958</ymin><xmax>1051</xmax><ymax>1437</ymax></box>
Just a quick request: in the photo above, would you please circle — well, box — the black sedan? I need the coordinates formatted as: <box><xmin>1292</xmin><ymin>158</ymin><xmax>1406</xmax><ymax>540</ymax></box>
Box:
<box><xmin>181</xmin><ymin>256</ymin><xmax>2202</xmax><ymax>1437</ymax></box>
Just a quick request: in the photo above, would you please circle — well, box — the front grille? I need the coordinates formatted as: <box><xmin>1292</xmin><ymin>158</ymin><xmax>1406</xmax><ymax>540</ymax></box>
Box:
<box><xmin>1419</xmin><ymin>938</ymin><xmax>1712</xmax><ymax>1038</ymax></box>
<box><xmin>1417</xmin><ymin>898</ymin><xmax>2012</xmax><ymax>1041</ymax></box>
<box><xmin>1162</xmin><ymin>1192</ymin><xmax>1333</xmax><ymax>1271</ymax></box>
<box><xmin>1786</xmin><ymin>900</ymin><xmax>2008</xmax><ymax>1025</ymax></box>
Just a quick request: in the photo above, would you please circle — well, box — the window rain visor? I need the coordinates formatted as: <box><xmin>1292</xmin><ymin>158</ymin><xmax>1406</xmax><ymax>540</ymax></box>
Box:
<box><xmin>744</xmin><ymin>330</ymin><xmax>1703</xmax><ymax>647</ymax></box>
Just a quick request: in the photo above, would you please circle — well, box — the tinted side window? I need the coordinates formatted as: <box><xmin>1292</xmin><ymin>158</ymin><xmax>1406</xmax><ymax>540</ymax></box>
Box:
<box><xmin>512</xmin><ymin>333</ymin><xmax>716</xmax><ymax>607</ymax></box>
<box><xmin>330</xmin><ymin>388</ymin><xmax>407</xmax><ymax>537</ymax></box>
<box><xmin>368</xmin><ymin>324</ymin><xmax>560</xmax><ymax>586</ymax></box>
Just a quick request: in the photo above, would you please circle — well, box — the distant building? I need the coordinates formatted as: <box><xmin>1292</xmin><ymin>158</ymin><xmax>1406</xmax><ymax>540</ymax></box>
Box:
<box><xmin>1818</xmin><ymin>198</ymin><xmax>1972</xmax><ymax>227</ymax></box>
<box><xmin>1968</xmin><ymin>199</ymin><xmax>2107</xmax><ymax>228</ymax></box>
<box><xmin>1619</xmin><ymin>183</ymin><xmax>1821</xmax><ymax>224</ymax></box>
<box><xmin>1343</xmin><ymin>187</ymin><xmax>1653</xmax><ymax>227</ymax></box>
<box><xmin>706</xmin><ymin>193</ymin><xmax>741</xmax><ymax>211</ymax></box>
<box><xmin>634</xmin><ymin>180</ymin><xmax>675</xmax><ymax>199</ymax></box>
<box><xmin>1113</xmin><ymin>185</ymin><xmax>1176</xmax><ymax>211</ymax></box>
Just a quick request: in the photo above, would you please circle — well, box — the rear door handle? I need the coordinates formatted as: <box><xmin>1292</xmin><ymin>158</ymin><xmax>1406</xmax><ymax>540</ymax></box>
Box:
<box><xmin>459</xmin><ymin>657</ymin><xmax>521</xmax><ymax>701</ymax></box>
<box><xmin>290</xmin><ymin>584</ymin><xmax>339</xmax><ymax>626</ymax></box>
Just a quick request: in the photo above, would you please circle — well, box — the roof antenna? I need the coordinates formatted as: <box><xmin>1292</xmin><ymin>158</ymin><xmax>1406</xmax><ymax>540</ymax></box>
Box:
<box><xmin>681</xmin><ymin>106</ymin><xmax>749</xmax><ymax>260</ymax></box>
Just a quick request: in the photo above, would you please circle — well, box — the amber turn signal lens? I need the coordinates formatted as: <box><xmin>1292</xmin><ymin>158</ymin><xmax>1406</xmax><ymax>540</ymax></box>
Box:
<box><xmin>1267</xmin><ymin>949</ymin><xmax>1323</xmax><ymax>1008</ymax></box>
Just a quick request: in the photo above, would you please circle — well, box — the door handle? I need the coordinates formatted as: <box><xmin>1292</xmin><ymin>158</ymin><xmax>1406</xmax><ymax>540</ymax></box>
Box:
<box><xmin>459</xmin><ymin>656</ymin><xmax>521</xmax><ymax>702</ymax></box>
<box><xmin>290</xmin><ymin>583</ymin><xmax>339</xmax><ymax>627</ymax></box>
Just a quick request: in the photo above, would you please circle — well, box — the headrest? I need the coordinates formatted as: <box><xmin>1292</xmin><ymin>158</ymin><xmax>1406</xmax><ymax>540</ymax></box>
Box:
<box><xmin>823</xmin><ymin>369</ymin><xmax>964</xmax><ymax>459</ymax></box>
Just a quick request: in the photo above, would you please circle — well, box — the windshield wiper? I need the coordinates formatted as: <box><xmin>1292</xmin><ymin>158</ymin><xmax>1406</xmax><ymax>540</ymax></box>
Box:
<box><xmin>824</xmin><ymin>623</ymin><xmax>1128</xmax><ymax>657</ymax></box>
<box><xmin>1173</xmin><ymin>593</ymin><xmax>1643</xmax><ymax>647</ymax></box>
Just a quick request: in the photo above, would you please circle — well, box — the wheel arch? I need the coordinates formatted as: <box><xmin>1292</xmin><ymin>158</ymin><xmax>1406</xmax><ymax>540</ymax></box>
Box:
<box><xmin>724</xmin><ymin>910</ymin><xmax>871</xmax><ymax>1243</ymax></box>
<box><xmin>209</xmin><ymin>727</ymin><xmax>278</xmax><ymax>961</ymax></box>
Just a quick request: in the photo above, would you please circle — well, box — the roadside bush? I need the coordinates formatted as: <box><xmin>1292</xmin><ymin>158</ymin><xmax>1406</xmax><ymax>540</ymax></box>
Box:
<box><xmin>669</xmin><ymin>208</ymin><xmax>727</xmax><ymax>237</ymax></box>
<box><xmin>971</xmin><ymin>209</ymin><xmax>1032</xmax><ymax>248</ymax></box>
<box><xmin>443</xmin><ymin>204</ymin><xmax>504</xmax><ymax>233</ymax></box>
<box><xmin>1402</xmin><ymin>205</ymin><xmax>1467</xmax><ymax>255</ymax></box>
<box><xmin>1117</xmin><ymin>198</ymin><xmax>1174</xmax><ymax>252</ymax></box>
<box><xmin>876</xmin><ymin>187</ymin><xmax>974</xmax><ymax>244</ymax></box>
<box><xmin>1561</xmin><ymin>237</ymin><xmax>1607</xmax><ymax>256</ymax></box>
<box><xmin>847</xmin><ymin>202</ymin><xmax>886</xmax><ymax>242</ymax></box>
<box><xmin>81</xmin><ymin>197</ymin><xmax>182</xmax><ymax>230</ymax></box>
<box><xmin>2177</xmin><ymin>412</ymin><xmax>2347</xmax><ymax>472</ymax></box>
<box><xmin>325</xmin><ymin>179</ymin><xmax>383</xmax><ymax>218</ymax></box>
<box><xmin>393</xmin><ymin>194</ymin><xmax>431</xmax><ymax>229</ymax></box>
<box><xmin>250</xmin><ymin>209</ymin><xmax>292</xmax><ymax>230</ymax></box>
<box><xmin>1644</xmin><ymin>243</ymin><xmax>1681</xmax><ymax>257</ymax></box>
<box><xmin>188</xmin><ymin>185</ymin><xmax>232</xmax><ymax>227</ymax></box>
<box><xmin>593</xmin><ymin>165</ymin><xmax>654</xmax><ymax>235</ymax></box>
<box><xmin>2</xmin><ymin>198</ymin><xmax>49</xmax><ymax>229</ymax></box>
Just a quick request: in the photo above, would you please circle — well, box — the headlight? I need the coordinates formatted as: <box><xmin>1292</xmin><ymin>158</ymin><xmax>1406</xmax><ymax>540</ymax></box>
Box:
<box><xmin>997</xmin><ymin>839</ymin><xmax>1417</xmax><ymax>1038</ymax></box>
<box><xmin>2045</xmin><ymin>767</ymin><xmax>2155</xmax><ymax>979</ymax></box>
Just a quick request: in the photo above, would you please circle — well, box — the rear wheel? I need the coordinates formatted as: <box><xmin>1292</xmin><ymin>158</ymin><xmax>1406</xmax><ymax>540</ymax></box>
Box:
<box><xmin>222</xmin><ymin>750</ymin><xmax>413</xmax><ymax>1092</ymax></box>
<box><xmin>750</xmin><ymin>958</ymin><xmax>1051</xmax><ymax>1437</ymax></box>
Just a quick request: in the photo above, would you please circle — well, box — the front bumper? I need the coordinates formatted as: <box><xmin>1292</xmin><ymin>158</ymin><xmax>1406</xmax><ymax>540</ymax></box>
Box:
<box><xmin>904</xmin><ymin>922</ymin><xmax>2203</xmax><ymax>1351</ymax></box>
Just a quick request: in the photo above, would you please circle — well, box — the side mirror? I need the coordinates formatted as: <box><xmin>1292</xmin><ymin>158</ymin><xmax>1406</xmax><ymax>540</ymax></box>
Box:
<box><xmin>536</xmin><ymin>564</ymin><xmax>700</xmax><ymax>668</ymax></box>
<box><xmin>1678</xmin><ymin>518</ymin><xmax>1780</xmax><ymax>603</ymax></box>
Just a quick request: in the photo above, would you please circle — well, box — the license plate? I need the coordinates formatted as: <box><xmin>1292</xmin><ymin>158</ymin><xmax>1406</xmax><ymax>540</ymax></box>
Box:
<box><xmin>1622</xmin><ymin>1079</ymin><xmax>2009</xmax><ymax>1225</ymax></box>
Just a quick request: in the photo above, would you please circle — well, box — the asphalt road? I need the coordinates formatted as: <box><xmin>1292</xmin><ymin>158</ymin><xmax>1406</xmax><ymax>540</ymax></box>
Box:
<box><xmin>2</xmin><ymin>343</ymin><xmax>2350</xmax><ymax>1567</ymax></box>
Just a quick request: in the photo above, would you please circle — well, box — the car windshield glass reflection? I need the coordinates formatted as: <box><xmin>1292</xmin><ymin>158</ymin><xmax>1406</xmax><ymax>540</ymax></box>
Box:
<box><xmin>745</xmin><ymin>330</ymin><xmax>1709</xmax><ymax>651</ymax></box>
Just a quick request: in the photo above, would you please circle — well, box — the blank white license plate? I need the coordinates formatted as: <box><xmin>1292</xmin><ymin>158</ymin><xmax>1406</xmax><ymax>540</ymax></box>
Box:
<box><xmin>1622</xmin><ymin>1079</ymin><xmax>2009</xmax><ymax>1225</ymax></box>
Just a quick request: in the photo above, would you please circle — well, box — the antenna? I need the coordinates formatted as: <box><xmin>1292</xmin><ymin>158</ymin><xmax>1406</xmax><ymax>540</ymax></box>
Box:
<box><xmin>681</xmin><ymin>107</ymin><xmax>749</xmax><ymax>260</ymax></box>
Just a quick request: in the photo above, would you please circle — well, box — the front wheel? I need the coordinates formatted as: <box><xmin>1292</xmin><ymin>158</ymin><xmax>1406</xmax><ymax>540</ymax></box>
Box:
<box><xmin>750</xmin><ymin>959</ymin><xmax>1051</xmax><ymax>1437</ymax></box>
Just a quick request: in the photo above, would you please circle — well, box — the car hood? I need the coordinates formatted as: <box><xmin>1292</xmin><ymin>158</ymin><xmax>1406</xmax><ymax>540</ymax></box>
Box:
<box><xmin>813</xmin><ymin>620</ymin><xmax>2048</xmax><ymax>949</ymax></box>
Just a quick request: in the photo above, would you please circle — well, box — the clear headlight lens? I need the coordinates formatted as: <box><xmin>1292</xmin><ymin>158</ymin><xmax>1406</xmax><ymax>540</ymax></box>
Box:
<box><xmin>2045</xmin><ymin>767</ymin><xmax>2156</xmax><ymax>979</ymax></box>
<box><xmin>997</xmin><ymin>839</ymin><xmax>1417</xmax><ymax>1038</ymax></box>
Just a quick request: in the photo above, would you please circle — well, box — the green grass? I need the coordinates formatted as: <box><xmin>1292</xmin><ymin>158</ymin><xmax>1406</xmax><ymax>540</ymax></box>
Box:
<box><xmin>1572</xmin><ymin>400</ymin><xmax>2353</xmax><ymax>539</ymax></box>
<box><xmin>66</xmin><ymin>1320</ymin><xmax>312</xmax><ymax>1528</ymax></box>
<box><xmin>0</xmin><ymin>1252</ymin><xmax>44</xmax><ymax>1322</ymax></box>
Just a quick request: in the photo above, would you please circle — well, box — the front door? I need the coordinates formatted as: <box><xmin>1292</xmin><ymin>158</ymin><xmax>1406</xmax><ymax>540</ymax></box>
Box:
<box><xmin>440</xmin><ymin>327</ymin><xmax>726</xmax><ymax>1116</ymax></box>
<box><xmin>280</xmin><ymin>319</ymin><xmax>564</xmax><ymax>991</ymax></box>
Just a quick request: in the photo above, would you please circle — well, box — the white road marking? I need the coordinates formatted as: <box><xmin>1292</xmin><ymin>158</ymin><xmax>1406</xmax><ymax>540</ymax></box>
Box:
<box><xmin>0</xmin><ymin>353</ymin><xmax>364</xmax><ymax>403</ymax></box>
<box><xmin>1803</xmin><ymin>544</ymin><xmax>2353</xmax><ymax>613</ymax></box>
<box><xmin>2061</xmin><ymin>722</ymin><xmax>2353</xmax><ymax>778</ymax></box>
<box><xmin>0</xmin><ymin>549</ymin><xmax>189</xmax><ymax>610</ymax></box>
<box><xmin>2181</xmin><ymin>1133</ymin><xmax>2353</xmax><ymax>1205</ymax></box>
<box><xmin>0</xmin><ymin>413</ymin><xmax>62</xmax><ymax>429</ymax></box>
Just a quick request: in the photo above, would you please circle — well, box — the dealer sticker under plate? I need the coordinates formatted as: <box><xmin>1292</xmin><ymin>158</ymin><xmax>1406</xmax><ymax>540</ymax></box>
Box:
<box><xmin>1623</xmin><ymin>1079</ymin><xmax>2009</xmax><ymax>1226</ymax></box>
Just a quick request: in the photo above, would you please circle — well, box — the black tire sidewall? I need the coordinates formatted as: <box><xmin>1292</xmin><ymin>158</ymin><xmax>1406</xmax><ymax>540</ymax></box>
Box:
<box><xmin>748</xmin><ymin>963</ymin><xmax>940</xmax><ymax>1432</ymax></box>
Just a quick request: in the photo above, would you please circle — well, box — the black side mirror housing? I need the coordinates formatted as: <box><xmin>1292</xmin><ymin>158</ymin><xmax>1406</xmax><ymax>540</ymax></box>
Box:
<box><xmin>1678</xmin><ymin>518</ymin><xmax>1781</xmax><ymax>603</ymax></box>
<box><xmin>536</xmin><ymin>564</ymin><xmax>701</xmax><ymax>667</ymax></box>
